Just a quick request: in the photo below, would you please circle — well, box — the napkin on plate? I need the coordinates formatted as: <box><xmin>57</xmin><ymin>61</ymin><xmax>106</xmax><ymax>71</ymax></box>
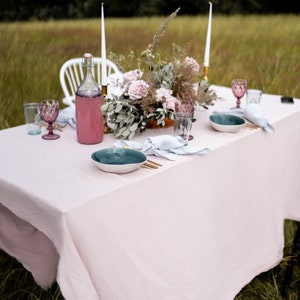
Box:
<box><xmin>114</xmin><ymin>135</ymin><xmax>211</xmax><ymax>160</ymax></box>
<box><xmin>56</xmin><ymin>106</ymin><xmax>76</xmax><ymax>128</ymax></box>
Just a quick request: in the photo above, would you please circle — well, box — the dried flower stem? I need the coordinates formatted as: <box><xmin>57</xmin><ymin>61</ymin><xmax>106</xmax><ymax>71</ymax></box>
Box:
<box><xmin>151</xmin><ymin>7</ymin><xmax>181</xmax><ymax>54</ymax></box>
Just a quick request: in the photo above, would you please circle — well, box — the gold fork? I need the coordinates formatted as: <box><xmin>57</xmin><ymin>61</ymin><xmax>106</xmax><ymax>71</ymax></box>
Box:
<box><xmin>142</xmin><ymin>159</ymin><xmax>162</xmax><ymax>170</ymax></box>
<box><xmin>245</xmin><ymin>123</ymin><xmax>258</xmax><ymax>130</ymax></box>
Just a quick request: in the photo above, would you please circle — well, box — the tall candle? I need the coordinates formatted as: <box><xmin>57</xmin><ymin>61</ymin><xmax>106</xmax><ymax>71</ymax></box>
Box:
<box><xmin>101</xmin><ymin>2</ymin><xmax>107</xmax><ymax>86</ymax></box>
<box><xmin>203</xmin><ymin>2</ymin><xmax>212</xmax><ymax>68</ymax></box>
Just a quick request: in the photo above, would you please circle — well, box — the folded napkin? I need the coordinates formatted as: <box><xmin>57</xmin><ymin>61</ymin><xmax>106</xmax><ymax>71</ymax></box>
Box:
<box><xmin>114</xmin><ymin>135</ymin><xmax>211</xmax><ymax>160</ymax></box>
<box><xmin>214</xmin><ymin>104</ymin><xmax>275</xmax><ymax>133</ymax></box>
<box><xmin>56</xmin><ymin>106</ymin><xmax>76</xmax><ymax>128</ymax></box>
<box><xmin>243</xmin><ymin>104</ymin><xmax>275</xmax><ymax>133</ymax></box>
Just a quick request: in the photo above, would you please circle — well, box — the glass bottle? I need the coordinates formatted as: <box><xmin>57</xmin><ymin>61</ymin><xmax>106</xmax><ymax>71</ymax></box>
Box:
<box><xmin>75</xmin><ymin>53</ymin><xmax>104</xmax><ymax>144</ymax></box>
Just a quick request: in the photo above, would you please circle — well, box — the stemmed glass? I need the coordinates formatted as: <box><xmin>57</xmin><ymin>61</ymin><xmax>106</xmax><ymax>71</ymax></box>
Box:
<box><xmin>231</xmin><ymin>79</ymin><xmax>247</xmax><ymax>109</ymax></box>
<box><xmin>39</xmin><ymin>100</ymin><xmax>60</xmax><ymax>140</ymax></box>
<box><xmin>174</xmin><ymin>100</ymin><xmax>194</xmax><ymax>143</ymax></box>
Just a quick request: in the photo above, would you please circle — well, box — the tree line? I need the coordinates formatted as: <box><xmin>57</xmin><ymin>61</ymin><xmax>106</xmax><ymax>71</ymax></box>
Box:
<box><xmin>0</xmin><ymin>0</ymin><xmax>298</xmax><ymax>22</ymax></box>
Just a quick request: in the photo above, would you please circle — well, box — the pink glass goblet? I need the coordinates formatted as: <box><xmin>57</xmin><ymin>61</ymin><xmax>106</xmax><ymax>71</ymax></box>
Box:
<box><xmin>39</xmin><ymin>100</ymin><xmax>60</xmax><ymax>140</ymax></box>
<box><xmin>174</xmin><ymin>100</ymin><xmax>195</xmax><ymax>143</ymax></box>
<box><xmin>231</xmin><ymin>79</ymin><xmax>247</xmax><ymax>109</ymax></box>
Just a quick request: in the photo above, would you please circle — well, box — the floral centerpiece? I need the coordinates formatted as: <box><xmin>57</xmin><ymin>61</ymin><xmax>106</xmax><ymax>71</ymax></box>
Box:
<box><xmin>101</xmin><ymin>8</ymin><xmax>218</xmax><ymax>140</ymax></box>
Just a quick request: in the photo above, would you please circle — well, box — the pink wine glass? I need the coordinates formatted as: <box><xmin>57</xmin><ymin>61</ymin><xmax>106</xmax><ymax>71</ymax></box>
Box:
<box><xmin>231</xmin><ymin>79</ymin><xmax>247</xmax><ymax>109</ymax></box>
<box><xmin>174</xmin><ymin>100</ymin><xmax>195</xmax><ymax>142</ymax></box>
<box><xmin>39</xmin><ymin>100</ymin><xmax>60</xmax><ymax>140</ymax></box>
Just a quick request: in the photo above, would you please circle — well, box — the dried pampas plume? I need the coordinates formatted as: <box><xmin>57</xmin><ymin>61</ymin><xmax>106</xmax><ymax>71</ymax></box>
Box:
<box><xmin>151</xmin><ymin>7</ymin><xmax>180</xmax><ymax>54</ymax></box>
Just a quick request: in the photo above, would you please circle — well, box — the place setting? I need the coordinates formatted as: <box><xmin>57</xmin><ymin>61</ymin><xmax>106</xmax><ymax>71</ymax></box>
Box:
<box><xmin>91</xmin><ymin>147</ymin><xmax>164</xmax><ymax>174</ymax></box>
<box><xmin>210</xmin><ymin>78</ymin><xmax>275</xmax><ymax>134</ymax></box>
<box><xmin>22</xmin><ymin>99</ymin><xmax>66</xmax><ymax>138</ymax></box>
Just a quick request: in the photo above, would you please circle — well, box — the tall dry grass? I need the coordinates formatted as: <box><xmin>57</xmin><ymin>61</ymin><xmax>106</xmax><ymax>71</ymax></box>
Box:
<box><xmin>0</xmin><ymin>15</ymin><xmax>299</xmax><ymax>129</ymax></box>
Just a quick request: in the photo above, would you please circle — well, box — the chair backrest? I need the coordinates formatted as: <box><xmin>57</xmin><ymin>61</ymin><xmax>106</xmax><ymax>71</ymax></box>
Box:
<box><xmin>59</xmin><ymin>57</ymin><xmax>121</xmax><ymax>106</ymax></box>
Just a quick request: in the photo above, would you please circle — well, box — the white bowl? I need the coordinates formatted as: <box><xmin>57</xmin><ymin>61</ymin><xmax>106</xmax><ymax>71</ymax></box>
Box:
<box><xmin>91</xmin><ymin>148</ymin><xmax>147</xmax><ymax>174</ymax></box>
<box><xmin>209</xmin><ymin>114</ymin><xmax>245</xmax><ymax>133</ymax></box>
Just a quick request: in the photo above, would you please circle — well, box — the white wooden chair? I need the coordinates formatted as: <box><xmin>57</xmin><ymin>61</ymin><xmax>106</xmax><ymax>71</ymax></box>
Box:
<box><xmin>59</xmin><ymin>57</ymin><xmax>121</xmax><ymax>106</ymax></box>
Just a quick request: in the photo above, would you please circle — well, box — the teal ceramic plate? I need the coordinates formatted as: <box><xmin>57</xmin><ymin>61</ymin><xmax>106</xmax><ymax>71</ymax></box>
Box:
<box><xmin>91</xmin><ymin>148</ymin><xmax>147</xmax><ymax>174</ymax></box>
<box><xmin>209</xmin><ymin>114</ymin><xmax>245</xmax><ymax>133</ymax></box>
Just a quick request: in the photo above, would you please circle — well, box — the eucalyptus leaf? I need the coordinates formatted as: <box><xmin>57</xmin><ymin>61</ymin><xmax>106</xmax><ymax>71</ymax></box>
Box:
<box><xmin>101</xmin><ymin>102</ymin><xmax>109</xmax><ymax>112</ymax></box>
<box><xmin>128</xmin><ymin>131</ymin><xmax>135</xmax><ymax>140</ymax></box>
<box><xmin>118</xmin><ymin>126</ymin><xmax>127</xmax><ymax>134</ymax></box>
<box><xmin>130</xmin><ymin>123</ymin><xmax>138</xmax><ymax>132</ymax></box>
<box><xmin>122</xmin><ymin>128</ymin><xmax>130</xmax><ymax>137</ymax></box>
<box><xmin>128</xmin><ymin>115</ymin><xmax>135</xmax><ymax>123</ymax></box>
<box><xmin>117</xmin><ymin>114</ymin><xmax>127</xmax><ymax>121</ymax></box>
<box><xmin>114</xmin><ymin>129</ymin><xmax>122</xmax><ymax>138</ymax></box>
<box><xmin>108</xmin><ymin>103</ymin><xmax>115</xmax><ymax>112</ymax></box>
<box><xmin>115</xmin><ymin>103</ymin><xmax>123</xmax><ymax>113</ymax></box>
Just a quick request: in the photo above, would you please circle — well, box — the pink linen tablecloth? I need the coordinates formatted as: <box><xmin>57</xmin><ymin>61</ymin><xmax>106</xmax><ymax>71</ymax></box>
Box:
<box><xmin>1</xmin><ymin>85</ymin><xmax>300</xmax><ymax>299</ymax></box>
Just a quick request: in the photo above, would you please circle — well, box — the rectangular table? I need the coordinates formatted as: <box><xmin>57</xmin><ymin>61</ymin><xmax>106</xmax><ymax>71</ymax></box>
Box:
<box><xmin>1</xmin><ymin>85</ymin><xmax>300</xmax><ymax>299</ymax></box>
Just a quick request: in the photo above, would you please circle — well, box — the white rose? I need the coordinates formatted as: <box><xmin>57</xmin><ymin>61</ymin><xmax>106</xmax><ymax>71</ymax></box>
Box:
<box><xmin>107</xmin><ymin>73</ymin><xmax>124</xmax><ymax>98</ymax></box>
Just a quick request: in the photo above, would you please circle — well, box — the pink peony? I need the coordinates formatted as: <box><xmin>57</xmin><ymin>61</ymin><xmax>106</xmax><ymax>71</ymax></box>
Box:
<box><xmin>123</xmin><ymin>69</ymin><xmax>143</xmax><ymax>83</ymax></box>
<box><xmin>128</xmin><ymin>80</ymin><xmax>149</xmax><ymax>100</ymax></box>
<box><xmin>122</xmin><ymin>69</ymin><xmax>143</xmax><ymax>93</ymax></box>
<box><xmin>165</xmin><ymin>96</ymin><xmax>180</xmax><ymax>110</ymax></box>
<box><xmin>155</xmin><ymin>88</ymin><xmax>180</xmax><ymax>110</ymax></box>
<box><xmin>155</xmin><ymin>87</ymin><xmax>173</xmax><ymax>101</ymax></box>
<box><xmin>155</xmin><ymin>87</ymin><xmax>180</xmax><ymax>110</ymax></box>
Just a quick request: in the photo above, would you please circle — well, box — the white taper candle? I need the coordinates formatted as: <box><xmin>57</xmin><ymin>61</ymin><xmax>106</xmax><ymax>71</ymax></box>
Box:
<box><xmin>203</xmin><ymin>2</ymin><xmax>212</xmax><ymax>68</ymax></box>
<box><xmin>101</xmin><ymin>2</ymin><xmax>107</xmax><ymax>86</ymax></box>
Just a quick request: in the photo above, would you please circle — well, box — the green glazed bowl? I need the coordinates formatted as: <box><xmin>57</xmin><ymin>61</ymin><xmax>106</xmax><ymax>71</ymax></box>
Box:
<box><xmin>91</xmin><ymin>148</ymin><xmax>147</xmax><ymax>174</ymax></box>
<box><xmin>209</xmin><ymin>114</ymin><xmax>245</xmax><ymax>133</ymax></box>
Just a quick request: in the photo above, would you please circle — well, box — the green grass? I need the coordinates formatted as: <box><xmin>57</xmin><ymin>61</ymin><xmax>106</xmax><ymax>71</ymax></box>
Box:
<box><xmin>0</xmin><ymin>249</ymin><xmax>63</xmax><ymax>300</ymax></box>
<box><xmin>1</xmin><ymin>15</ymin><xmax>300</xmax><ymax>299</ymax></box>
<box><xmin>0</xmin><ymin>15</ymin><xmax>299</xmax><ymax>129</ymax></box>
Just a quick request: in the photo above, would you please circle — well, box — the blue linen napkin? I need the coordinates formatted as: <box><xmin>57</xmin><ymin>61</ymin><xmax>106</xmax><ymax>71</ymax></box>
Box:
<box><xmin>56</xmin><ymin>106</ymin><xmax>76</xmax><ymax>128</ymax></box>
<box><xmin>114</xmin><ymin>135</ymin><xmax>211</xmax><ymax>160</ymax></box>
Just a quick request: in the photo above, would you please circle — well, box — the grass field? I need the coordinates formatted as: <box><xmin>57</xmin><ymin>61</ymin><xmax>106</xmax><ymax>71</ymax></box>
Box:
<box><xmin>0</xmin><ymin>14</ymin><xmax>300</xmax><ymax>299</ymax></box>
<box><xmin>0</xmin><ymin>14</ymin><xmax>299</xmax><ymax>129</ymax></box>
